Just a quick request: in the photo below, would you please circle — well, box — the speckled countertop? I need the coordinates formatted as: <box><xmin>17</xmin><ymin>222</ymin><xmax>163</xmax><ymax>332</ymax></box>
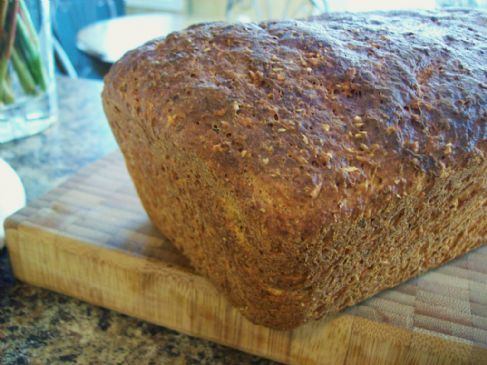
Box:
<box><xmin>0</xmin><ymin>77</ymin><xmax>277</xmax><ymax>365</ymax></box>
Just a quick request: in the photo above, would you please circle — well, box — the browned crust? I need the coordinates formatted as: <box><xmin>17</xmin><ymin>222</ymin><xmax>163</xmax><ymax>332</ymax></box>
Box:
<box><xmin>102</xmin><ymin>10</ymin><xmax>487</xmax><ymax>329</ymax></box>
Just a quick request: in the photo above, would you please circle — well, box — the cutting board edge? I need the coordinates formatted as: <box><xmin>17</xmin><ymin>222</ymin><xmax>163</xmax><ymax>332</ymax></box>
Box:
<box><xmin>5</xmin><ymin>217</ymin><xmax>487</xmax><ymax>365</ymax></box>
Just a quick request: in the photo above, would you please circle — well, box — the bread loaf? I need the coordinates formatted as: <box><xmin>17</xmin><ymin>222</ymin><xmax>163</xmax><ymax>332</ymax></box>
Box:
<box><xmin>102</xmin><ymin>10</ymin><xmax>486</xmax><ymax>329</ymax></box>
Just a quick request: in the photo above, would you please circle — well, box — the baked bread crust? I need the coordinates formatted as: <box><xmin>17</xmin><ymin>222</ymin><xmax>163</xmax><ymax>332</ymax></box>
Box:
<box><xmin>103</xmin><ymin>10</ymin><xmax>486</xmax><ymax>329</ymax></box>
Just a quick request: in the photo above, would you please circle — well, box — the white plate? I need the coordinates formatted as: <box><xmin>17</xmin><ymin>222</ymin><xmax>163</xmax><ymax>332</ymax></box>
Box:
<box><xmin>0</xmin><ymin>159</ymin><xmax>26</xmax><ymax>249</ymax></box>
<box><xmin>76</xmin><ymin>14</ymin><xmax>193</xmax><ymax>64</ymax></box>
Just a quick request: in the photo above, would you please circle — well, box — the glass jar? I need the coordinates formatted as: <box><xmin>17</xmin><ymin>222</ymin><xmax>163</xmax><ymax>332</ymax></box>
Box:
<box><xmin>0</xmin><ymin>0</ymin><xmax>57</xmax><ymax>143</ymax></box>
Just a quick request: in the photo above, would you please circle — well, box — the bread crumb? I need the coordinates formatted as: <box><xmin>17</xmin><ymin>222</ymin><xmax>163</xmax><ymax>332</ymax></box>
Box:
<box><xmin>355</xmin><ymin>155</ymin><xmax>371</xmax><ymax>164</ymax></box>
<box><xmin>309</xmin><ymin>57</ymin><xmax>320</xmax><ymax>66</ymax></box>
<box><xmin>310</xmin><ymin>181</ymin><xmax>323</xmax><ymax>199</ymax></box>
<box><xmin>342</xmin><ymin>166</ymin><xmax>360</xmax><ymax>173</ymax></box>
<box><xmin>444</xmin><ymin>142</ymin><xmax>453</xmax><ymax>155</ymax></box>
<box><xmin>321</xmin><ymin>123</ymin><xmax>330</xmax><ymax>132</ymax></box>
<box><xmin>262</xmin><ymin>157</ymin><xmax>269</xmax><ymax>165</ymax></box>
<box><xmin>167</xmin><ymin>115</ymin><xmax>176</xmax><ymax>126</ymax></box>
<box><xmin>410</xmin><ymin>141</ymin><xmax>419</xmax><ymax>153</ymax></box>
<box><xmin>438</xmin><ymin>160</ymin><xmax>448</xmax><ymax>177</ymax></box>
<box><xmin>270</xmin><ymin>169</ymin><xmax>281</xmax><ymax>177</ymax></box>
<box><xmin>266</xmin><ymin>287</ymin><xmax>283</xmax><ymax>296</ymax></box>
<box><xmin>360</xmin><ymin>179</ymin><xmax>369</xmax><ymax>191</ymax></box>
<box><xmin>410</xmin><ymin>98</ymin><xmax>421</xmax><ymax>110</ymax></box>
<box><xmin>264</xmin><ymin>144</ymin><xmax>274</xmax><ymax>153</ymax></box>
<box><xmin>386</xmin><ymin>126</ymin><xmax>397</xmax><ymax>135</ymax></box>
<box><xmin>353</xmin><ymin>115</ymin><xmax>363</xmax><ymax>125</ymax></box>
<box><xmin>359</xmin><ymin>143</ymin><xmax>369</xmax><ymax>151</ymax></box>
<box><xmin>241</xmin><ymin>150</ymin><xmax>248</xmax><ymax>157</ymax></box>
<box><xmin>297</xmin><ymin>155</ymin><xmax>308</xmax><ymax>165</ymax></box>
<box><xmin>320</xmin><ymin>151</ymin><xmax>333</xmax><ymax>164</ymax></box>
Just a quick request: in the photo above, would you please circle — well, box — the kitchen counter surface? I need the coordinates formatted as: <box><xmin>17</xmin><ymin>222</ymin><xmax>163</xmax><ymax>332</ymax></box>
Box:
<box><xmin>0</xmin><ymin>77</ymin><xmax>275</xmax><ymax>365</ymax></box>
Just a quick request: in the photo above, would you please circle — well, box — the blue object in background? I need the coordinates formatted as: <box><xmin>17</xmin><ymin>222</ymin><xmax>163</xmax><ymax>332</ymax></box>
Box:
<box><xmin>51</xmin><ymin>0</ymin><xmax>125</xmax><ymax>79</ymax></box>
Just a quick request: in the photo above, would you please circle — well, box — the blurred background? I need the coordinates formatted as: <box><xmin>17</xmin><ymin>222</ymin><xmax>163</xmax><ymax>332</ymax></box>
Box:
<box><xmin>55</xmin><ymin>0</ymin><xmax>487</xmax><ymax>79</ymax></box>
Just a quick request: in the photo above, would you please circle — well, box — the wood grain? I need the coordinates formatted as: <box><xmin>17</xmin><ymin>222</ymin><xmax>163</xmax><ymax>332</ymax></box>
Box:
<box><xmin>5</xmin><ymin>151</ymin><xmax>487</xmax><ymax>365</ymax></box>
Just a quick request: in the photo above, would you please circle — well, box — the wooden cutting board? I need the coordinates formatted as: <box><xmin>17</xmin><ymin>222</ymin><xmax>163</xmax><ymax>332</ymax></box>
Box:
<box><xmin>5</xmin><ymin>151</ymin><xmax>487</xmax><ymax>365</ymax></box>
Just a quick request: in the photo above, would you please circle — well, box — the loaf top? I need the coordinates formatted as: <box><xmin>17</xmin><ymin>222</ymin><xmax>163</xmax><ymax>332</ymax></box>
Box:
<box><xmin>104</xmin><ymin>10</ymin><xmax>486</xmax><ymax>233</ymax></box>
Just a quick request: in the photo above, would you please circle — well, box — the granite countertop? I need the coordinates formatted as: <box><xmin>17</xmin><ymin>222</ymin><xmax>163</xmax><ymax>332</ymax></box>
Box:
<box><xmin>0</xmin><ymin>77</ymin><xmax>276</xmax><ymax>365</ymax></box>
